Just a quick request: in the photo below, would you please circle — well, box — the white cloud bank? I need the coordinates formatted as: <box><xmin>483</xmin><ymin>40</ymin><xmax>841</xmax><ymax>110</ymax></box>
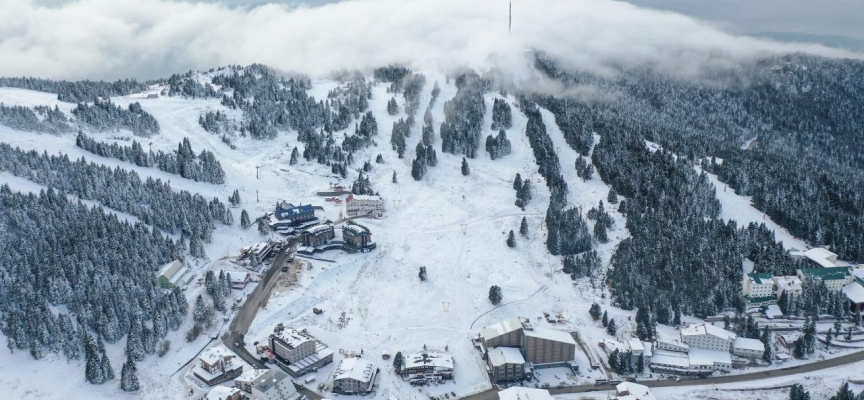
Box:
<box><xmin>0</xmin><ymin>0</ymin><xmax>859</xmax><ymax>81</ymax></box>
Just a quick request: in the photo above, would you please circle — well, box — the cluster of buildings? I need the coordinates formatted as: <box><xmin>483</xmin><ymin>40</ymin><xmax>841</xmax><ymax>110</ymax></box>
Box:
<box><xmin>204</xmin><ymin>369</ymin><xmax>305</xmax><ymax>400</ymax></box>
<box><xmin>297</xmin><ymin>221</ymin><xmax>376</xmax><ymax>255</ymax></box>
<box><xmin>647</xmin><ymin>323</ymin><xmax>765</xmax><ymax>376</ymax></box>
<box><xmin>742</xmin><ymin>247</ymin><xmax>864</xmax><ymax>312</ymax></box>
<box><xmin>477</xmin><ymin>317</ymin><xmax>577</xmax><ymax>384</ymax></box>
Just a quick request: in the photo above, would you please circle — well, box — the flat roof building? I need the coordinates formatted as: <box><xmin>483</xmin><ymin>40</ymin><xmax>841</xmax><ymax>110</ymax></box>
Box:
<box><xmin>332</xmin><ymin>357</ymin><xmax>377</xmax><ymax>395</ymax></box>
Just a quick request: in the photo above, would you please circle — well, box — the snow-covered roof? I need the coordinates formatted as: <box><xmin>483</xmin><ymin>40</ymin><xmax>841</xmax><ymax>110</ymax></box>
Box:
<box><xmin>791</xmin><ymin>247</ymin><xmax>838</xmax><ymax>267</ymax></box>
<box><xmin>615</xmin><ymin>382</ymin><xmax>656</xmax><ymax>400</ymax></box>
<box><xmin>843</xmin><ymin>282</ymin><xmax>864</xmax><ymax>304</ymax></box>
<box><xmin>481</xmin><ymin>317</ymin><xmax>525</xmax><ymax>341</ymax></box>
<box><xmin>343</xmin><ymin>223</ymin><xmax>371</xmax><ymax>235</ymax></box>
<box><xmin>681</xmin><ymin>323</ymin><xmax>736</xmax><ymax>341</ymax></box>
<box><xmin>764</xmin><ymin>304</ymin><xmax>783</xmax><ymax>319</ymax></box>
<box><xmin>799</xmin><ymin>267</ymin><xmax>851</xmax><ymax>281</ymax></box>
<box><xmin>199</xmin><ymin>346</ymin><xmax>234</xmax><ymax>366</ymax></box>
<box><xmin>158</xmin><ymin>260</ymin><xmax>182</xmax><ymax>278</ymax></box>
<box><xmin>487</xmin><ymin>347</ymin><xmax>525</xmax><ymax>367</ymax></box>
<box><xmin>252</xmin><ymin>370</ymin><xmax>292</xmax><ymax>395</ymax></box>
<box><xmin>271</xmin><ymin>328</ymin><xmax>315</xmax><ymax>349</ymax></box>
<box><xmin>628</xmin><ymin>338</ymin><xmax>645</xmax><ymax>352</ymax></box>
<box><xmin>601</xmin><ymin>339</ymin><xmax>627</xmax><ymax>354</ymax></box>
<box><xmin>205</xmin><ymin>386</ymin><xmax>241</xmax><ymax>400</ymax></box>
<box><xmin>747</xmin><ymin>272</ymin><xmax>773</xmax><ymax>285</ymax></box>
<box><xmin>229</xmin><ymin>272</ymin><xmax>250</xmax><ymax>283</ymax></box>
<box><xmin>772</xmin><ymin>276</ymin><xmax>802</xmax><ymax>292</ymax></box>
<box><xmin>498</xmin><ymin>387</ymin><xmax>554</xmax><ymax>400</ymax></box>
<box><xmin>650</xmin><ymin>350</ymin><xmax>690</xmax><ymax>368</ymax></box>
<box><xmin>303</xmin><ymin>224</ymin><xmax>333</xmax><ymax>235</ymax></box>
<box><xmin>642</xmin><ymin>342</ymin><xmax>653</xmax><ymax>357</ymax></box>
<box><xmin>733</xmin><ymin>337</ymin><xmax>765</xmax><ymax>352</ymax></box>
<box><xmin>236</xmin><ymin>368</ymin><xmax>271</xmax><ymax>383</ymax></box>
<box><xmin>523</xmin><ymin>327</ymin><xmax>576</xmax><ymax>345</ymax></box>
<box><xmin>347</xmin><ymin>194</ymin><xmax>381</xmax><ymax>202</ymax></box>
<box><xmin>333</xmin><ymin>357</ymin><xmax>375</xmax><ymax>383</ymax></box>
<box><xmin>688</xmin><ymin>348</ymin><xmax>731</xmax><ymax>366</ymax></box>
<box><xmin>403</xmin><ymin>352</ymin><xmax>454</xmax><ymax>370</ymax></box>
<box><xmin>656</xmin><ymin>337</ymin><xmax>689</xmax><ymax>350</ymax></box>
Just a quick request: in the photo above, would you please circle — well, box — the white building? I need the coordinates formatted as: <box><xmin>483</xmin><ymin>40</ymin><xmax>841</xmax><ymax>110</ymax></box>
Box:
<box><xmin>791</xmin><ymin>247</ymin><xmax>838</xmax><ymax>268</ymax></box>
<box><xmin>655</xmin><ymin>337</ymin><xmax>689</xmax><ymax>353</ymax></box>
<box><xmin>680</xmin><ymin>324</ymin><xmax>736</xmax><ymax>352</ymax></box>
<box><xmin>614</xmin><ymin>382</ymin><xmax>657</xmax><ymax>400</ymax></box>
<box><xmin>772</xmin><ymin>276</ymin><xmax>803</xmax><ymax>299</ymax></box>
<box><xmin>194</xmin><ymin>346</ymin><xmax>243</xmax><ymax>386</ymax></box>
<box><xmin>732</xmin><ymin>337</ymin><xmax>765</xmax><ymax>359</ymax></box>
<box><xmin>742</xmin><ymin>273</ymin><xmax>774</xmax><ymax>298</ymax></box>
<box><xmin>687</xmin><ymin>348</ymin><xmax>732</xmax><ymax>371</ymax></box>
<box><xmin>487</xmin><ymin>347</ymin><xmax>526</xmax><ymax>383</ymax></box>
<box><xmin>498</xmin><ymin>387</ymin><xmax>554</xmax><ymax>400</ymax></box>
<box><xmin>345</xmin><ymin>194</ymin><xmax>385</xmax><ymax>218</ymax></box>
<box><xmin>249</xmin><ymin>370</ymin><xmax>301</xmax><ymax>400</ymax></box>
<box><xmin>402</xmin><ymin>352</ymin><xmax>454</xmax><ymax>382</ymax></box>
<box><xmin>235</xmin><ymin>368</ymin><xmax>272</xmax><ymax>394</ymax></box>
<box><xmin>332</xmin><ymin>357</ymin><xmax>377</xmax><ymax>394</ymax></box>
<box><xmin>797</xmin><ymin>267</ymin><xmax>854</xmax><ymax>292</ymax></box>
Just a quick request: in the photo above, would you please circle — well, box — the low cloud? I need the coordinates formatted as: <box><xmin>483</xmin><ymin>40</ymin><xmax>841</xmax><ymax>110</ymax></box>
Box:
<box><xmin>0</xmin><ymin>0</ymin><xmax>859</xmax><ymax>81</ymax></box>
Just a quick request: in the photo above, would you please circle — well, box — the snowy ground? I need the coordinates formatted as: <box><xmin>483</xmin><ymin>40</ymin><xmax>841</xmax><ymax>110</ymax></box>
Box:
<box><xmin>0</xmin><ymin>75</ymin><xmax>859</xmax><ymax>400</ymax></box>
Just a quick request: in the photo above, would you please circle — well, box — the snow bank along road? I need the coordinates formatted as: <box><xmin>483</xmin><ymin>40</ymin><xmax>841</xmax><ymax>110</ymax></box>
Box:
<box><xmin>462</xmin><ymin>349</ymin><xmax>864</xmax><ymax>399</ymax></box>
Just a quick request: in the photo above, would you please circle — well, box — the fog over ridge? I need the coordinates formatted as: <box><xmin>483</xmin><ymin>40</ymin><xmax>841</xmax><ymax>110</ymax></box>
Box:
<box><xmin>0</xmin><ymin>0</ymin><xmax>860</xmax><ymax>81</ymax></box>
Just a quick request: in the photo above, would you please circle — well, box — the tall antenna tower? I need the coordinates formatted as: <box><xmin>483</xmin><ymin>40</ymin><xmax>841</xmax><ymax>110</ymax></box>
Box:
<box><xmin>509</xmin><ymin>1</ymin><xmax>512</xmax><ymax>34</ymax></box>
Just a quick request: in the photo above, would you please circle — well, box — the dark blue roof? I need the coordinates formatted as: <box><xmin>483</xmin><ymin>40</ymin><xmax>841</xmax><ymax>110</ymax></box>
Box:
<box><xmin>275</xmin><ymin>204</ymin><xmax>315</xmax><ymax>220</ymax></box>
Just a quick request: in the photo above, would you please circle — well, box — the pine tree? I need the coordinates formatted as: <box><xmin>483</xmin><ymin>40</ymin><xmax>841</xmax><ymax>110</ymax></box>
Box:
<box><xmin>240</xmin><ymin>209</ymin><xmax>251</xmax><ymax>229</ymax></box>
<box><xmin>393</xmin><ymin>351</ymin><xmax>404</xmax><ymax>375</ymax></box>
<box><xmin>589</xmin><ymin>303</ymin><xmax>602</xmax><ymax>320</ymax></box>
<box><xmin>827</xmin><ymin>328</ymin><xmax>834</xmax><ymax>345</ymax></box>
<box><xmin>223</xmin><ymin>208</ymin><xmax>233</xmax><ymax>225</ymax></box>
<box><xmin>847</xmin><ymin>326</ymin><xmax>854</xmax><ymax>341</ymax></box>
<box><xmin>593</xmin><ymin>218</ymin><xmax>608</xmax><ymax>243</ymax></box>
<box><xmin>506</xmin><ymin>230</ymin><xmax>516</xmax><ymax>248</ymax></box>
<box><xmin>290</xmin><ymin>147</ymin><xmax>299</xmax><ymax>165</ymax></box>
<box><xmin>830</xmin><ymin>382</ymin><xmax>854</xmax><ymax>400</ymax></box>
<box><xmin>519</xmin><ymin>217</ymin><xmax>528</xmax><ymax>236</ymax></box>
<box><xmin>101</xmin><ymin>352</ymin><xmax>115</xmax><ymax>381</ymax></box>
<box><xmin>461</xmin><ymin>158</ymin><xmax>470</xmax><ymax>176</ymax></box>
<box><xmin>392</xmin><ymin>170</ymin><xmax>397</xmax><ymax>184</ymax></box>
<box><xmin>376</xmin><ymin>154</ymin><xmax>384</xmax><ymax>164</ymax></box>
<box><xmin>418</xmin><ymin>266</ymin><xmax>427</xmax><ymax>281</ymax></box>
<box><xmin>513</xmin><ymin>173</ymin><xmax>522</xmax><ymax>191</ymax></box>
<box><xmin>602</xmin><ymin>311</ymin><xmax>609</xmax><ymax>327</ymax></box>
<box><xmin>607</xmin><ymin>187</ymin><xmax>618</xmax><ymax>204</ymax></box>
<box><xmin>257</xmin><ymin>218</ymin><xmax>270</xmax><ymax>235</ymax></box>
<box><xmin>607</xmin><ymin>319</ymin><xmax>617</xmax><ymax>336</ymax></box>
<box><xmin>789</xmin><ymin>384</ymin><xmax>811</xmax><ymax>400</ymax></box>
<box><xmin>636</xmin><ymin>353</ymin><xmax>644</xmax><ymax>372</ymax></box>
<box><xmin>193</xmin><ymin>295</ymin><xmax>209</xmax><ymax>325</ymax></box>
<box><xmin>488</xmin><ymin>285</ymin><xmax>503</xmax><ymax>305</ymax></box>
<box><xmin>120</xmin><ymin>356</ymin><xmax>140</xmax><ymax>392</ymax></box>
<box><xmin>761</xmin><ymin>327</ymin><xmax>773</xmax><ymax>364</ymax></box>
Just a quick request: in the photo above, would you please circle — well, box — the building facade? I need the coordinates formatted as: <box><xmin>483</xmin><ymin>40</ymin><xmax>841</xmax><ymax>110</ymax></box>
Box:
<box><xmin>521</xmin><ymin>328</ymin><xmax>576</xmax><ymax>366</ymax></box>
<box><xmin>481</xmin><ymin>317</ymin><xmax>526</xmax><ymax>349</ymax></box>
<box><xmin>402</xmin><ymin>352</ymin><xmax>454</xmax><ymax>382</ymax></box>
<box><xmin>487</xmin><ymin>347</ymin><xmax>525</xmax><ymax>383</ymax></box>
<box><xmin>270</xmin><ymin>328</ymin><xmax>316</xmax><ymax>365</ymax></box>
<box><xmin>332</xmin><ymin>357</ymin><xmax>377</xmax><ymax>394</ymax></box>
<box><xmin>743</xmin><ymin>273</ymin><xmax>774</xmax><ymax>298</ymax></box>
<box><xmin>301</xmin><ymin>224</ymin><xmax>335</xmax><ymax>247</ymax></box>
<box><xmin>732</xmin><ymin>338</ymin><xmax>765</xmax><ymax>359</ymax></box>
<box><xmin>342</xmin><ymin>222</ymin><xmax>376</xmax><ymax>252</ymax></box>
<box><xmin>680</xmin><ymin>324</ymin><xmax>736</xmax><ymax>352</ymax></box>
<box><xmin>798</xmin><ymin>267</ymin><xmax>854</xmax><ymax>292</ymax></box>
<box><xmin>194</xmin><ymin>347</ymin><xmax>243</xmax><ymax>386</ymax></box>
<box><xmin>345</xmin><ymin>194</ymin><xmax>385</xmax><ymax>218</ymax></box>
<box><xmin>250</xmin><ymin>370</ymin><xmax>302</xmax><ymax>400</ymax></box>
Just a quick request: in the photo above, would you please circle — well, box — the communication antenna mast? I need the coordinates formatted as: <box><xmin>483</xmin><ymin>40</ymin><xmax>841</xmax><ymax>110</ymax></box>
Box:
<box><xmin>509</xmin><ymin>1</ymin><xmax>512</xmax><ymax>34</ymax></box>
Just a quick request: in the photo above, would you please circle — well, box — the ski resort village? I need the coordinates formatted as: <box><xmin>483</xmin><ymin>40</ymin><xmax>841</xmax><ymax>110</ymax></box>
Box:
<box><xmin>2</xmin><ymin>59</ymin><xmax>864</xmax><ymax>400</ymax></box>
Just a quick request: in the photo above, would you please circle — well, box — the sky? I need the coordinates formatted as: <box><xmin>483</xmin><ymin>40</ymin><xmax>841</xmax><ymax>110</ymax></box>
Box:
<box><xmin>2</xmin><ymin>0</ymin><xmax>860</xmax><ymax>81</ymax></box>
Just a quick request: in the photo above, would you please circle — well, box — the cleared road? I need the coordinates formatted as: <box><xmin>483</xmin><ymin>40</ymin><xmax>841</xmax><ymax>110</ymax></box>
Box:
<box><xmin>463</xmin><ymin>349</ymin><xmax>864</xmax><ymax>399</ymax></box>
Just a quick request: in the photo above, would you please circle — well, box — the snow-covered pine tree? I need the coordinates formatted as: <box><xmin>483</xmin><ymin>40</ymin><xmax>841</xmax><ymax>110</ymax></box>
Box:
<box><xmin>120</xmin><ymin>357</ymin><xmax>140</xmax><ymax>392</ymax></box>
<box><xmin>240</xmin><ymin>210</ymin><xmax>251</xmax><ymax>229</ymax></box>
<box><xmin>461</xmin><ymin>158</ymin><xmax>470</xmax><ymax>176</ymax></box>
<box><xmin>506</xmin><ymin>230</ymin><xmax>516</xmax><ymax>248</ymax></box>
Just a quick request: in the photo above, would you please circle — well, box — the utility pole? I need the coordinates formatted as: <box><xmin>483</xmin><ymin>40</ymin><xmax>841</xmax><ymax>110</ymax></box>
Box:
<box><xmin>256</xmin><ymin>189</ymin><xmax>259</xmax><ymax>203</ymax></box>
<box><xmin>509</xmin><ymin>1</ymin><xmax>512</xmax><ymax>34</ymax></box>
<box><xmin>256</xmin><ymin>166</ymin><xmax>260</xmax><ymax>179</ymax></box>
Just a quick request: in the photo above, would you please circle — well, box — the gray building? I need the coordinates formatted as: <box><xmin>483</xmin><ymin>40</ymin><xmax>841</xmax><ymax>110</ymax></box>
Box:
<box><xmin>487</xmin><ymin>347</ymin><xmax>525</xmax><ymax>383</ymax></box>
